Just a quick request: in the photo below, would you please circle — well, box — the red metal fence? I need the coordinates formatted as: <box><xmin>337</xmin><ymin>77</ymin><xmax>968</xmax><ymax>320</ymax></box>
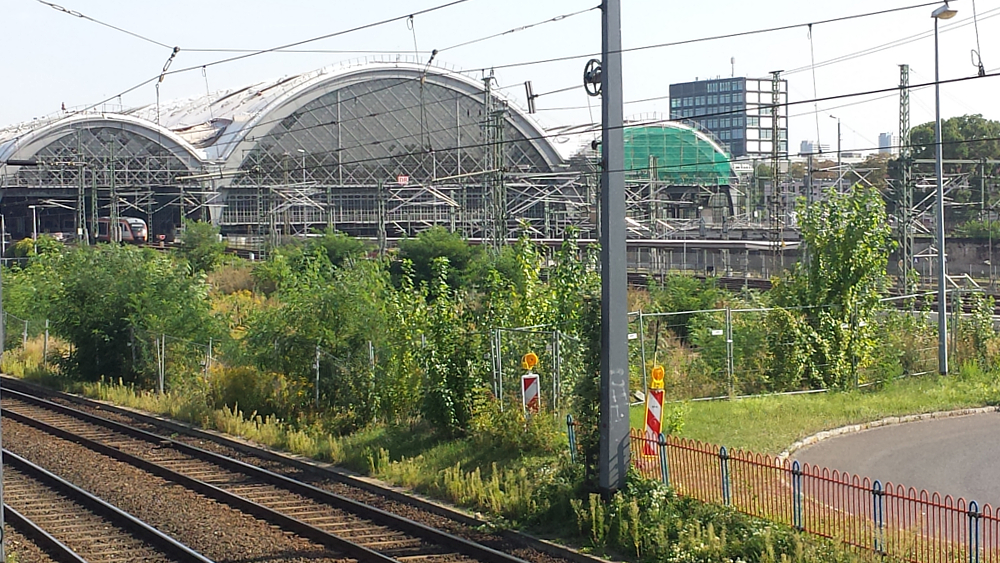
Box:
<box><xmin>624</xmin><ymin>427</ymin><xmax>997</xmax><ymax>563</ymax></box>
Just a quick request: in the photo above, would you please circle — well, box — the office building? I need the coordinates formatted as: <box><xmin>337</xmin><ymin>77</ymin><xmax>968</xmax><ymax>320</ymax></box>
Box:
<box><xmin>879</xmin><ymin>132</ymin><xmax>899</xmax><ymax>155</ymax></box>
<box><xmin>669</xmin><ymin>76</ymin><xmax>787</xmax><ymax>159</ymax></box>
<box><xmin>799</xmin><ymin>140</ymin><xmax>831</xmax><ymax>156</ymax></box>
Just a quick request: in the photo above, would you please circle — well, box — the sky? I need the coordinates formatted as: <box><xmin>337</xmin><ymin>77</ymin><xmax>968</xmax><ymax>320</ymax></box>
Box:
<box><xmin>4</xmin><ymin>0</ymin><xmax>999</xmax><ymax>156</ymax></box>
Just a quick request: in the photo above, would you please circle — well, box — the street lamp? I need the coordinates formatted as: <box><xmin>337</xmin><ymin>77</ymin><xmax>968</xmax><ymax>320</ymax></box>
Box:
<box><xmin>933</xmin><ymin>0</ymin><xmax>957</xmax><ymax>375</ymax></box>
<box><xmin>829</xmin><ymin>115</ymin><xmax>842</xmax><ymax>191</ymax></box>
<box><xmin>297</xmin><ymin>149</ymin><xmax>306</xmax><ymax>184</ymax></box>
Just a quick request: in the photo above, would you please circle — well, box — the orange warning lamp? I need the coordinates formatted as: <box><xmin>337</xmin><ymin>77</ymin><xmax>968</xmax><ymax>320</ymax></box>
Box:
<box><xmin>650</xmin><ymin>365</ymin><xmax>665</xmax><ymax>390</ymax></box>
<box><xmin>521</xmin><ymin>352</ymin><xmax>539</xmax><ymax>371</ymax></box>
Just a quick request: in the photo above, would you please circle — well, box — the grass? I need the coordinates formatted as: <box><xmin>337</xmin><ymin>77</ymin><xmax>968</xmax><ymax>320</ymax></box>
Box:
<box><xmin>635</xmin><ymin>364</ymin><xmax>1000</xmax><ymax>454</ymax></box>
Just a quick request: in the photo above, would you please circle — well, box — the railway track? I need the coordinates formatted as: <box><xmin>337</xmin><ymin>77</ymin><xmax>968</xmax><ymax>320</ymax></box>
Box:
<box><xmin>3</xmin><ymin>448</ymin><xmax>211</xmax><ymax>563</ymax></box>
<box><xmin>0</xmin><ymin>383</ymin><xmax>554</xmax><ymax>563</ymax></box>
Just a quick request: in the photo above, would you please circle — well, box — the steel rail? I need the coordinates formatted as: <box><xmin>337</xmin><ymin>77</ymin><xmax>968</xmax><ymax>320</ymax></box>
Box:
<box><xmin>3</xmin><ymin>449</ymin><xmax>214</xmax><ymax>563</ymax></box>
<box><xmin>0</xmin><ymin>387</ymin><xmax>531</xmax><ymax>563</ymax></box>
<box><xmin>1</xmin><ymin>377</ymin><xmax>600</xmax><ymax>563</ymax></box>
<box><xmin>4</xmin><ymin>505</ymin><xmax>89</xmax><ymax>563</ymax></box>
<box><xmin>1</xmin><ymin>404</ymin><xmax>397</xmax><ymax>563</ymax></box>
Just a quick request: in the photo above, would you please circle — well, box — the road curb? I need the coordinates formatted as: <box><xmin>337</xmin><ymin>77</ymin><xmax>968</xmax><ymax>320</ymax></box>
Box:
<box><xmin>777</xmin><ymin>405</ymin><xmax>1000</xmax><ymax>463</ymax></box>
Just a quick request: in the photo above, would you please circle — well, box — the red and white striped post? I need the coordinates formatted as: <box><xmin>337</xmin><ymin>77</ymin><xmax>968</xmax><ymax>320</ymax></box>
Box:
<box><xmin>643</xmin><ymin>365</ymin><xmax>665</xmax><ymax>456</ymax></box>
<box><xmin>521</xmin><ymin>352</ymin><xmax>540</xmax><ymax>415</ymax></box>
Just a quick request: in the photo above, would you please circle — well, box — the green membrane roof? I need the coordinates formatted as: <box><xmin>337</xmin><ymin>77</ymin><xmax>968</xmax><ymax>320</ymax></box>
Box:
<box><xmin>623</xmin><ymin>124</ymin><xmax>733</xmax><ymax>186</ymax></box>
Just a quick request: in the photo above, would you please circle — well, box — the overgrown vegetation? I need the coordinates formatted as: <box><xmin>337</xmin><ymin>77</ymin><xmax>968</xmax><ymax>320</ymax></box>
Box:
<box><xmin>4</xmin><ymin>186</ymin><xmax>998</xmax><ymax>563</ymax></box>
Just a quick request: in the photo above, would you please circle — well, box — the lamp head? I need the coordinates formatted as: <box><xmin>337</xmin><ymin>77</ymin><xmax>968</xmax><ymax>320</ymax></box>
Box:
<box><xmin>932</xmin><ymin>1</ymin><xmax>958</xmax><ymax>19</ymax></box>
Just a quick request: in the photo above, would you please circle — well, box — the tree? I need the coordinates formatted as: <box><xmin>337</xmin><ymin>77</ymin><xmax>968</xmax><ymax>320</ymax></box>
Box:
<box><xmin>911</xmin><ymin>114</ymin><xmax>1000</xmax><ymax>161</ymax></box>
<box><xmin>307</xmin><ymin>228</ymin><xmax>368</xmax><ymax>268</ymax></box>
<box><xmin>178</xmin><ymin>220</ymin><xmax>226</xmax><ymax>274</ymax></box>
<box><xmin>394</xmin><ymin>227</ymin><xmax>483</xmax><ymax>290</ymax></box>
<box><xmin>50</xmin><ymin>245</ymin><xmax>219</xmax><ymax>383</ymax></box>
<box><xmin>772</xmin><ymin>185</ymin><xmax>894</xmax><ymax>388</ymax></box>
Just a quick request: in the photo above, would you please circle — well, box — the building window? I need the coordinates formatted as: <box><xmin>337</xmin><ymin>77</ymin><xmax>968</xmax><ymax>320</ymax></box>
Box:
<box><xmin>732</xmin><ymin>81</ymin><xmax>743</xmax><ymax>91</ymax></box>
<box><xmin>761</xmin><ymin>129</ymin><xmax>773</xmax><ymax>140</ymax></box>
<box><xmin>747</xmin><ymin>117</ymin><xmax>758</xmax><ymax>127</ymax></box>
<box><xmin>671</xmin><ymin>99</ymin><xmax>680</xmax><ymax>108</ymax></box>
<box><xmin>683</xmin><ymin>97</ymin><xmax>693</xmax><ymax>107</ymax></box>
<box><xmin>708</xmin><ymin>83</ymin><xmax>719</xmax><ymax>93</ymax></box>
<box><xmin>696</xmin><ymin>96</ymin><xmax>706</xmax><ymax>105</ymax></box>
<box><xmin>720</xmin><ymin>131</ymin><xmax>731</xmax><ymax>140</ymax></box>
<box><xmin>721</xmin><ymin>94</ymin><xmax>731</xmax><ymax>104</ymax></box>
<box><xmin>733</xmin><ymin>93</ymin><xmax>744</xmax><ymax>103</ymax></box>
<box><xmin>695</xmin><ymin>107</ymin><xmax>706</xmax><ymax>116</ymax></box>
<box><xmin>671</xmin><ymin>110</ymin><xmax>680</xmax><ymax>119</ymax></box>
<box><xmin>732</xmin><ymin>129</ymin><xmax>744</xmax><ymax>139</ymax></box>
<box><xmin>734</xmin><ymin>117</ymin><xmax>744</xmax><ymax>127</ymax></box>
<box><xmin>721</xmin><ymin>118</ymin><xmax>731</xmax><ymax>128</ymax></box>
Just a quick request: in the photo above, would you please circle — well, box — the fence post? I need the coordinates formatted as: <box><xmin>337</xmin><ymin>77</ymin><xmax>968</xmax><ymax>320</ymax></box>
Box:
<box><xmin>129</xmin><ymin>325</ymin><xmax>136</xmax><ymax>368</ymax></box>
<box><xmin>658</xmin><ymin>432</ymin><xmax>669</xmax><ymax>487</ymax></box>
<box><xmin>43</xmin><ymin>319</ymin><xmax>49</xmax><ymax>368</ymax></box>
<box><xmin>490</xmin><ymin>328</ymin><xmax>498</xmax><ymax>398</ymax></box>
<box><xmin>566</xmin><ymin>414</ymin><xmax>577</xmax><ymax>463</ymax></box>
<box><xmin>725</xmin><ymin>306</ymin><xmax>734</xmax><ymax>397</ymax></box>
<box><xmin>496</xmin><ymin>329</ymin><xmax>504</xmax><ymax>412</ymax></box>
<box><xmin>872</xmin><ymin>480</ymin><xmax>885</xmax><ymax>553</ymax></box>
<box><xmin>368</xmin><ymin>340</ymin><xmax>375</xmax><ymax>373</ymax></box>
<box><xmin>22</xmin><ymin>320</ymin><xmax>27</xmax><ymax>348</ymax></box>
<box><xmin>314</xmin><ymin>343</ymin><xmax>321</xmax><ymax>409</ymax></box>
<box><xmin>719</xmin><ymin>446</ymin><xmax>731</xmax><ymax>505</ymax></box>
<box><xmin>969</xmin><ymin>501</ymin><xmax>981</xmax><ymax>563</ymax></box>
<box><xmin>638</xmin><ymin>311</ymin><xmax>648</xmax><ymax>391</ymax></box>
<box><xmin>792</xmin><ymin>461</ymin><xmax>803</xmax><ymax>530</ymax></box>
<box><xmin>158</xmin><ymin>334</ymin><xmax>165</xmax><ymax>395</ymax></box>
<box><xmin>552</xmin><ymin>330</ymin><xmax>560</xmax><ymax>410</ymax></box>
<box><xmin>205</xmin><ymin>338</ymin><xmax>212</xmax><ymax>379</ymax></box>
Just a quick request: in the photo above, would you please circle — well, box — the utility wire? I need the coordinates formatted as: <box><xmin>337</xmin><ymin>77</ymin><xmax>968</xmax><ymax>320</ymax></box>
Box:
<box><xmin>50</xmin><ymin>0</ymin><xmax>475</xmax><ymax>121</ymax></box>
<box><xmin>160</xmin><ymin>0</ymin><xmax>473</xmax><ymax>78</ymax></box>
<box><xmin>48</xmin><ymin>0</ymin><xmax>936</xmax><ymax>126</ymax></box>
<box><xmin>245</xmin><ymin>71</ymin><xmax>1000</xmax><ymax>180</ymax></box>
<box><xmin>34</xmin><ymin>0</ymin><xmax>174</xmax><ymax>50</ymax></box>
<box><xmin>784</xmin><ymin>7</ymin><xmax>1000</xmax><ymax>76</ymax></box>
<box><xmin>437</xmin><ymin>5</ymin><xmax>599</xmax><ymax>53</ymax></box>
<box><xmin>468</xmin><ymin>1</ymin><xmax>942</xmax><ymax>73</ymax></box>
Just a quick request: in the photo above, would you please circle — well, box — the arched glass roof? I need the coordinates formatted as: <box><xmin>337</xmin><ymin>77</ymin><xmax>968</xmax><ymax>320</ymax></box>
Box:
<box><xmin>10</xmin><ymin>125</ymin><xmax>195</xmax><ymax>189</ymax></box>
<box><xmin>233</xmin><ymin>75</ymin><xmax>551</xmax><ymax>186</ymax></box>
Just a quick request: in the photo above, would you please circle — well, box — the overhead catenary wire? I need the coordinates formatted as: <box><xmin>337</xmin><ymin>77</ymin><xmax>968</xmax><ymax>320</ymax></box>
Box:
<box><xmin>48</xmin><ymin>0</ymin><xmax>943</xmax><ymax>127</ymax></box>
<box><xmin>436</xmin><ymin>5</ymin><xmax>599</xmax><ymax>53</ymax></box>
<box><xmin>51</xmin><ymin>0</ymin><xmax>476</xmax><ymax>120</ymax></box>
<box><xmin>783</xmin><ymin>7</ymin><xmax>1000</xmax><ymax>76</ymax></box>
<box><xmin>34</xmin><ymin>0</ymin><xmax>174</xmax><ymax>50</ymax></box>
<box><xmin>259</xmin><ymin>70</ymin><xmax>1000</xmax><ymax>179</ymax></box>
<box><xmin>465</xmin><ymin>1</ymin><xmax>944</xmax><ymax>73</ymax></box>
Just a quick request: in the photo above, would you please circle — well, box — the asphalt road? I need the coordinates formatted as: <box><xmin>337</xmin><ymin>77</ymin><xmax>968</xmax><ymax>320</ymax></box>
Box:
<box><xmin>792</xmin><ymin>412</ymin><xmax>1000</xmax><ymax>505</ymax></box>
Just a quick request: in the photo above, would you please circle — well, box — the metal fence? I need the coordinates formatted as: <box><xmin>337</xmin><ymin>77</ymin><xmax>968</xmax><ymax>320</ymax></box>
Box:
<box><xmin>626</xmin><ymin>428</ymin><xmax>998</xmax><ymax>563</ymax></box>
<box><xmin>629</xmin><ymin>299</ymin><xmax>957</xmax><ymax>402</ymax></box>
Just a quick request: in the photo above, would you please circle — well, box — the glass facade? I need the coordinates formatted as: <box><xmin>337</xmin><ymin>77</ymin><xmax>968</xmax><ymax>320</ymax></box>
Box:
<box><xmin>668</xmin><ymin>77</ymin><xmax>787</xmax><ymax>159</ymax></box>
<box><xmin>235</xmin><ymin>78</ymin><xmax>551</xmax><ymax>186</ymax></box>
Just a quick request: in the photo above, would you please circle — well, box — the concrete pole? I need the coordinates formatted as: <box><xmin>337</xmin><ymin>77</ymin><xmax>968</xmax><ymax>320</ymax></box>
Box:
<box><xmin>599</xmin><ymin>0</ymin><xmax>630</xmax><ymax>496</ymax></box>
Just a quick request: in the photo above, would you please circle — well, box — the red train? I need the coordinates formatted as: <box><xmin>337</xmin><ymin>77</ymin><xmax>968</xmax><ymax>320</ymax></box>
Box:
<box><xmin>96</xmin><ymin>217</ymin><xmax>148</xmax><ymax>244</ymax></box>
